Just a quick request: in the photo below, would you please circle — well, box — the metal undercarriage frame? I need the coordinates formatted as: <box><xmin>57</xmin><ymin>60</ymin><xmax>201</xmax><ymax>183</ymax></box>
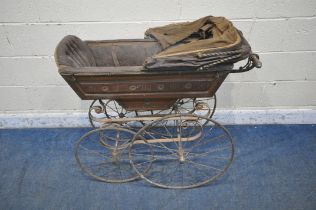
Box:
<box><xmin>75</xmin><ymin>95</ymin><xmax>236</xmax><ymax>189</ymax></box>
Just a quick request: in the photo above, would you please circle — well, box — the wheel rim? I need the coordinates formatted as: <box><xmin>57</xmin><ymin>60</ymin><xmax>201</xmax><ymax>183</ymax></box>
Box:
<box><xmin>88</xmin><ymin>99</ymin><xmax>138</xmax><ymax>128</ymax></box>
<box><xmin>129</xmin><ymin>114</ymin><xmax>234</xmax><ymax>189</ymax></box>
<box><xmin>75</xmin><ymin>126</ymin><xmax>144</xmax><ymax>183</ymax></box>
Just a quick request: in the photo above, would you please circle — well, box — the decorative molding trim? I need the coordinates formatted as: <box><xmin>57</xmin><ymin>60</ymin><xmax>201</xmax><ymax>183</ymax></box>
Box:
<box><xmin>0</xmin><ymin>109</ymin><xmax>315</xmax><ymax>129</ymax></box>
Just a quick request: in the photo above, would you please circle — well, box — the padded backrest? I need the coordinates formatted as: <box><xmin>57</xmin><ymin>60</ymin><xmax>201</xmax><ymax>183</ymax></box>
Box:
<box><xmin>86</xmin><ymin>40</ymin><xmax>162</xmax><ymax>67</ymax></box>
<box><xmin>54</xmin><ymin>35</ymin><xmax>96</xmax><ymax>68</ymax></box>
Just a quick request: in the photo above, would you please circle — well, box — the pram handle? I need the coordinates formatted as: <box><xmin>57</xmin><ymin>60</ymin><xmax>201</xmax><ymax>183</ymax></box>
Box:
<box><xmin>228</xmin><ymin>53</ymin><xmax>262</xmax><ymax>73</ymax></box>
<box><xmin>250</xmin><ymin>54</ymin><xmax>262</xmax><ymax>68</ymax></box>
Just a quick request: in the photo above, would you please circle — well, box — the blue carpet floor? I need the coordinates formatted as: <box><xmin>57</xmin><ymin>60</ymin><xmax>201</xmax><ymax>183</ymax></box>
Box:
<box><xmin>0</xmin><ymin>125</ymin><xmax>315</xmax><ymax>210</ymax></box>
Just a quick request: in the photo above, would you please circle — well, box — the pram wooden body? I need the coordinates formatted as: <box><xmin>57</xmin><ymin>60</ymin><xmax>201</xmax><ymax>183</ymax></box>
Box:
<box><xmin>55</xmin><ymin>34</ymin><xmax>261</xmax><ymax>189</ymax></box>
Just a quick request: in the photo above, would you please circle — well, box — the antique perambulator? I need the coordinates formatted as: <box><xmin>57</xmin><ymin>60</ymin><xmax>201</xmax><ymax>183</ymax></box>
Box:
<box><xmin>55</xmin><ymin>16</ymin><xmax>262</xmax><ymax>189</ymax></box>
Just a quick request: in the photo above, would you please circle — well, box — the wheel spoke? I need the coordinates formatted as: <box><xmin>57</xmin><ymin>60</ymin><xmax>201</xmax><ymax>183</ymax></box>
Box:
<box><xmin>178</xmin><ymin>106</ymin><xmax>193</xmax><ymax>112</ymax></box>
<box><xmin>130</xmin><ymin>152</ymin><xmax>176</xmax><ymax>160</ymax></box>
<box><xmin>134</xmin><ymin>160</ymin><xmax>154</xmax><ymax>166</ymax></box>
<box><xmin>145</xmin><ymin>143</ymin><xmax>178</xmax><ymax>155</ymax></box>
<box><xmin>155</xmin><ymin>109</ymin><xmax>170</xmax><ymax>115</ymax></box>
<box><xmin>188</xmin><ymin>154</ymin><xmax>230</xmax><ymax>160</ymax></box>
<box><xmin>186</xmin><ymin>133</ymin><xmax>226</xmax><ymax>156</ymax></box>
<box><xmin>172</xmin><ymin>120</ymin><xmax>179</xmax><ymax>148</ymax></box>
<box><xmin>88</xmin><ymin>161</ymin><xmax>111</xmax><ymax>168</ymax></box>
<box><xmin>106</xmin><ymin>103</ymin><xmax>117</xmax><ymax>113</ymax></box>
<box><xmin>185</xmin><ymin>164</ymin><xmax>198</xmax><ymax>183</ymax></box>
<box><xmin>187</xmin><ymin>146</ymin><xmax>231</xmax><ymax>158</ymax></box>
<box><xmin>113</xmin><ymin>101</ymin><xmax>119</xmax><ymax>113</ymax></box>
<box><xmin>160</xmin><ymin>161</ymin><xmax>180</xmax><ymax>181</ymax></box>
<box><xmin>101</xmin><ymin>135</ymin><xmax>130</xmax><ymax>143</ymax></box>
<box><xmin>186</xmin><ymin>160</ymin><xmax>223</xmax><ymax>172</ymax></box>
<box><xmin>117</xmin><ymin>160</ymin><xmax>124</xmax><ymax>180</ymax></box>
<box><xmin>79</xmin><ymin>145</ymin><xmax>110</xmax><ymax>159</ymax></box>
<box><xmin>187</xmin><ymin>162</ymin><xmax>213</xmax><ymax>179</ymax></box>
<box><xmin>181</xmin><ymin>164</ymin><xmax>184</xmax><ymax>186</ymax></box>
<box><xmin>143</xmin><ymin>131</ymin><xmax>178</xmax><ymax>155</ymax></box>
<box><xmin>146</xmin><ymin>130</ymin><xmax>171</xmax><ymax>139</ymax></box>
<box><xmin>162</xmin><ymin>124</ymin><xmax>174</xmax><ymax>138</ymax></box>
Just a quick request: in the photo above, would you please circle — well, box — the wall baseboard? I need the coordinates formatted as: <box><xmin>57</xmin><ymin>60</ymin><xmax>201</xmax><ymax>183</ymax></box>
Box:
<box><xmin>0</xmin><ymin>109</ymin><xmax>315</xmax><ymax>129</ymax></box>
<box><xmin>213</xmin><ymin>109</ymin><xmax>316</xmax><ymax>125</ymax></box>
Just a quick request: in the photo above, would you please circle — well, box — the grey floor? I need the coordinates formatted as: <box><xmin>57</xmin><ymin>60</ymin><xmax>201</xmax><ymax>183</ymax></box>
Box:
<box><xmin>0</xmin><ymin>125</ymin><xmax>315</xmax><ymax>210</ymax></box>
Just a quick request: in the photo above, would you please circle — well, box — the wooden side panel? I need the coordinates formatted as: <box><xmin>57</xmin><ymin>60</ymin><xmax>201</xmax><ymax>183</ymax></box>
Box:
<box><xmin>61</xmin><ymin>71</ymin><xmax>228</xmax><ymax>110</ymax></box>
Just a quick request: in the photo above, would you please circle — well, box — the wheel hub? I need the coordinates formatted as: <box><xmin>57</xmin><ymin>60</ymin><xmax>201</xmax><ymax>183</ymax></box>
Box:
<box><xmin>92</xmin><ymin>106</ymin><xmax>103</xmax><ymax>114</ymax></box>
<box><xmin>111</xmin><ymin>149</ymin><xmax>119</xmax><ymax>164</ymax></box>
<box><xmin>178</xmin><ymin>149</ymin><xmax>186</xmax><ymax>163</ymax></box>
<box><xmin>195</xmin><ymin>102</ymin><xmax>205</xmax><ymax>110</ymax></box>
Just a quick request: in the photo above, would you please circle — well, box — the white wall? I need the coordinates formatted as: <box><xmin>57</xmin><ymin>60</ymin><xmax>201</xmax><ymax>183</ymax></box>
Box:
<box><xmin>0</xmin><ymin>0</ymin><xmax>315</xmax><ymax>125</ymax></box>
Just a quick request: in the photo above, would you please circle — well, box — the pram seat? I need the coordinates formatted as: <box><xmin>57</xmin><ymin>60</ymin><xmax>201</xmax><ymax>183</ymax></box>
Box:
<box><xmin>55</xmin><ymin>35</ymin><xmax>235</xmax><ymax>110</ymax></box>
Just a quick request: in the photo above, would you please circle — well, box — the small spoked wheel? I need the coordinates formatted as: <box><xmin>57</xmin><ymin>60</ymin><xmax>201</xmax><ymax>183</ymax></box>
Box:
<box><xmin>173</xmin><ymin>95</ymin><xmax>216</xmax><ymax>119</ymax></box>
<box><xmin>88</xmin><ymin>99</ymin><xmax>137</xmax><ymax>128</ymax></box>
<box><xmin>75</xmin><ymin>126</ymin><xmax>143</xmax><ymax>183</ymax></box>
<box><xmin>134</xmin><ymin>95</ymin><xmax>216</xmax><ymax>125</ymax></box>
<box><xmin>129</xmin><ymin>114</ymin><xmax>234</xmax><ymax>189</ymax></box>
<box><xmin>191</xmin><ymin>95</ymin><xmax>217</xmax><ymax>119</ymax></box>
<box><xmin>103</xmin><ymin>100</ymin><xmax>131</xmax><ymax>119</ymax></box>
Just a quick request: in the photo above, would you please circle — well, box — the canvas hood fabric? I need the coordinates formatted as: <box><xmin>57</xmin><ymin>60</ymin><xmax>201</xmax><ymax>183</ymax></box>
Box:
<box><xmin>143</xmin><ymin>16</ymin><xmax>251</xmax><ymax>71</ymax></box>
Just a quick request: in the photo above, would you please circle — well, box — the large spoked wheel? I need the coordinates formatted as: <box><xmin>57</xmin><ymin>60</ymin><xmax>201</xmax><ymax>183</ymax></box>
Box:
<box><xmin>88</xmin><ymin>99</ymin><xmax>137</xmax><ymax>128</ymax></box>
<box><xmin>75</xmin><ymin>126</ymin><xmax>145</xmax><ymax>183</ymax></box>
<box><xmin>129</xmin><ymin>114</ymin><xmax>234</xmax><ymax>189</ymax></box>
